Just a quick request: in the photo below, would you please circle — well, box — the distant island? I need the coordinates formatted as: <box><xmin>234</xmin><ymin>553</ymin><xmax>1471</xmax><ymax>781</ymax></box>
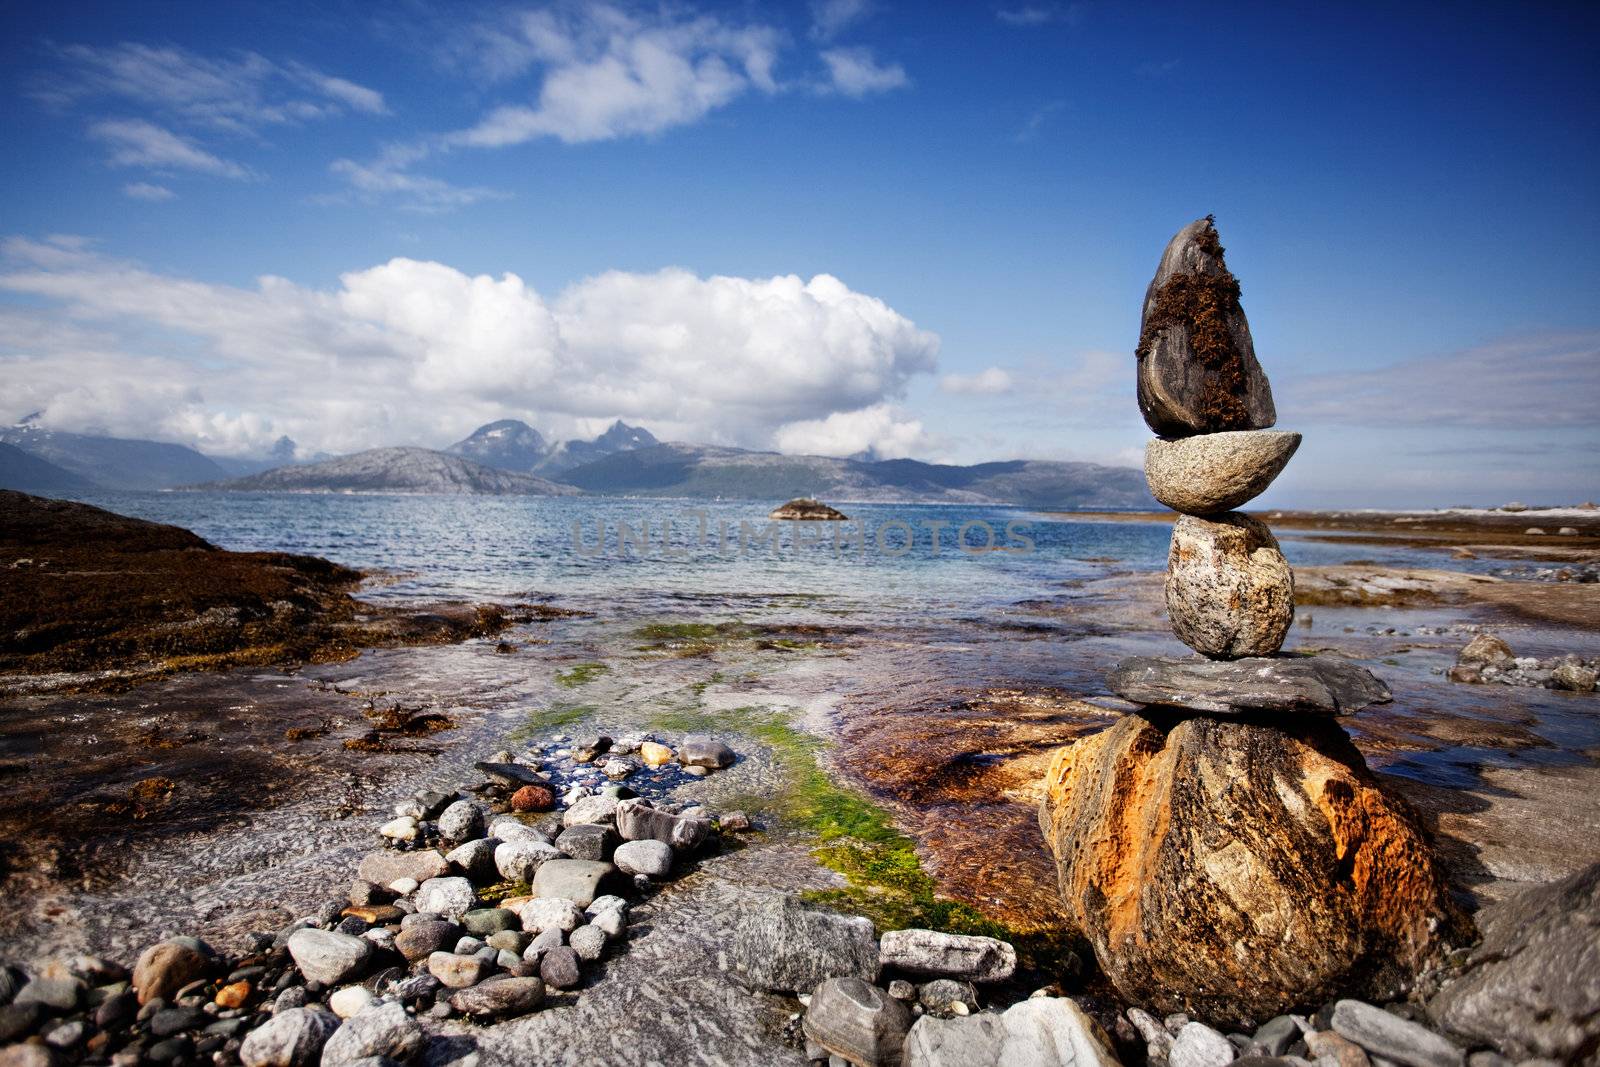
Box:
<box><xmin>770</xmin><ymin>498</ymin><xmax>849</xmax><ymax>520</ymax></box>
<box><xmin>1</xmin><ymin>416</ymin><xmax>1155</xmax><ymax>509</ymax></box>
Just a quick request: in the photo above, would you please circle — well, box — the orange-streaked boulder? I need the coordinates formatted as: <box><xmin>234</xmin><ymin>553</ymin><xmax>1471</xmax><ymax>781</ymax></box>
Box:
<box><xmin>1039</xmin><ymin>714</ymin><xmax>1466</xmax><ymax>1027</ymax></box>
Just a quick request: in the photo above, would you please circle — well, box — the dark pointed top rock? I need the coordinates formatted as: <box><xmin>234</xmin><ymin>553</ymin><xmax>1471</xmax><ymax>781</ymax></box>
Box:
<box><xmin>1136</xmin><ymin>216</ymin><xmax>1277</xmax><ymax>437</ymax></box>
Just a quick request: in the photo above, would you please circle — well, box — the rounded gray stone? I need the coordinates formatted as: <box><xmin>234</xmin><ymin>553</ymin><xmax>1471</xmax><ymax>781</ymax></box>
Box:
<box><xmin>1166</xmin><ymin>513</ymin><xmax>1294</xmax><ymax>659</ymax></box>
<box><xmin>1145</xmin><ymin>430</ymin><xmax>1301</xmax><ymax>515</ymax></box>
<box><xmin>612</xmin><ymin>839</ymin><xmax>674</xmax><ymax>879</ymax></box>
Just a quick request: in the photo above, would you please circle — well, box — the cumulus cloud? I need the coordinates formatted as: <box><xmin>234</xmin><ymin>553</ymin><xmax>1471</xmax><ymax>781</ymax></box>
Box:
<box><xmin>941</xmin><ymin>367</ymin><xmax>1014</xmax><ymax>395</ymax></box>
<box><xmin>449</xmin><ymin>5</ymin><xmax>781</xmax><ymax>146</ymax></box>
<box><xmin>818</xmin><ymin>47</ymin><xmax>908</xmax><ymax>96</ymax></box>
<box><xmin>773</xmin><ymin>403</ymin><xmax>931</xmax><ymax>459</ymax></box>
<box><xmin>122</xmin><ymin>181</ymin><xmax>176</xmax><ymax>201</ymax></box>
<box><xmin>88</xmin><ymin>119</ymin><xmax>252</xmax><ymax>178</ymax></box>
<box><xmin>0</xmin><ymin>237</ymin><xmax>939</xmax><ymax>458</ymax></box>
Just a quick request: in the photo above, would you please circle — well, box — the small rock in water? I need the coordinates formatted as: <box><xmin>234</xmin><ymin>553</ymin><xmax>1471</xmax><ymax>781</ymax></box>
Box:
<box><xmin>1457</xmin><ymin>634</ymin><xmax>1515</xmax><ymax>668</ymax></box>
<box><xmin>612</xmin><ymin>839</ymin><xmax>674</xmax><ymax>878</ymax></box>
<box><xmin>378</xmin><ymin>816</ymin><xmax>418</xmax><ymax>842</ymax></box>
<box><xmin>615</xmin><ymin>798</ymin><xmax>712</xmax><ymax>850</ymax></box>
<box><xmin>878</xmin><ymin>928</ymin><xmax>1017</xmax><ymax>984</ymax></box>
<box><xmin>638</xmin><ymin>741</ymin><xmax>674</xmax><ymax>767</ymax></box>
<box><xmin>572</xmin><ymin>735</ymin><xmax>612</xmax><ymax>763</ymax></box>
<box><xmin>462</xmin><ymin>908</ymin><xmax>519</xmax><ymax>936</ymax></box>
<box><xmin>511</xmin><ymin>784</ymin><xmax>556</xmax><ymax>811</ymax></box>
<box><xmin>356</xmin><ymin>850</ymin><xmax>448</xmax><ymax>887</ymax></box>
<box><xmin>561</xmin><ymin>794</ymin><xmax>620</xmax><ymax>828</ymax></box>
<box><xmin>1551</xmin><ymin>662</ymin><xmax>1598</xmax><ymax>692</ymax></box>
<box><xmin>803</xmin><ymin>977</ymin><xmax>913</xmax><ymax>1067</ymax></box>
<box><xmin>238</xmin><ymin>1006</ymin><xmax>340</xmax><ymax>1067</ymax></box>
<box><xmin>678</xmin><ymin>734</ymin><xmax>736</xmax><ymax>769</ymax></box>
<box><xmin>718</xmin><ymin>810</ymin><xmax>752</xmax><ymax>831</ymax></box>
<box><xmin>15</xmin><ymin>978</ymin><xmax>82</xmax><ymax>1012</ymax></box>
<box><xmin>600</xmin><ymin>756</ymin><xmax>640</xmax><ymax>780</ymax></box>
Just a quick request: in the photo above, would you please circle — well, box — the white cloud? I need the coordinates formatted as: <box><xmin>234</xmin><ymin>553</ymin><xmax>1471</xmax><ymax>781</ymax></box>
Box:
<box><xmin>449</xmin><ymin>5</ymin><xmax>781</xmax><ymax>147</ymax></box>
<box><xmin>38</xmin><ymin>42</ymin><xmax>387</xmax><ymax>131</ymax></box>
<box><xmin>996</xmin><ymin>4</ymin><xmax>1086</xmax><ymax>27</ymax></box>
<box><xmin>0</xmin><ymin>238</ymin><xmax>939</xmax><ymax>458</ymax></box>
<box><xmin>941</xmin><ymin>367</ymin><xmax>1014</xmax><ymax>395</ymax></box>
<box><xmin>122</xmin><ymin>181</ymin><xmax>176</xmax><ymax>201</ymax></box>
<box><xmin>328</xmin><ymin>157</ymin><xmax>506</xmax><ymax>212</ymax></box>
<box><xmin>774</xmin><ymin>403</ymin><xmax>931</xmax><ymax>459</ymax></box>
<box><xmin>818</xmin><ymin>47</ymin><xmax>908</xmax><ymax>96</ymax></box>
<box><xmin>88</xmin><ymin>119</ymin><xmax>251</xmax><ymax>178</ymax></box>
<box><xmin>810</xmin><ymin>0</ymin><xmax>874</xmax><ymax>40</ymax></box>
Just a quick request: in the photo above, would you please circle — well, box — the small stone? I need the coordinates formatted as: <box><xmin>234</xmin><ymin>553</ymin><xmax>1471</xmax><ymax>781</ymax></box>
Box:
<box><xmin>569</xmin><ymin>925</ymin><xmax>607</xmax><ymax>961</ymax></box>
<box><xmin>638</xmin><ymin>741</ymin><xmax>674</xmax><ymax>767</ymax></box>
<box><xmin>1331</xmin><ymin>1002</ymin><xmax>1461</xmax><ymax>1067</ymax></box>
<box><xmin>320</xmin><ymin>1001</ymin><xmax>424</xmax><ymax>1067</ymax></box>
<box><xmin>1254</xmin><ymin>1017</ymin><xmax>1300</xmax><ymax>1057</ymax></box>
<box><xmin>917</xmin><ymin>979</ymin><xmax>978</xmax><ymax>1018</ymax></box>
<box><xmin>571</xmin><ymin>735</ymin><xmax>612</xmax><ymax>763</ymax></box>
<box><xmin>455</xmin><ymin>935</ymin><xmax>485</xmax><ymax>955</ymax></box>
<box><xmin>684</xmin><ymin>765</ymin><xmax>710</xmax><ymax>777</ymax></box>
<box><xmin>1108</xmin><ymin>655</ymin><xmax>1392</xmax><ymax>716</ymax></box>
<box><xmin>511</xmin><ymin>785</ymin><xmax>556</xmax><ymax>812</ymax></box>
<box><xmin>591</xmin><ymin>908</ymin><xmax>626</xmax><ymax>939</ymax></box>
<box><xmin>1306</xmin><ymin>1029</ymin><xmax>1373</xmax><ymax>1067</ymax></box>
<box><xmin>1458</xmin><ymin>634</ymin><xmax>1515</xmax><ymax>668</ymax></box>
<box><xmin>462</xmin><ymin>907</ymin><xmax>519</xmax><ymax>935</ymax></box>
<box><xmin>612</xmin><ymin>839</ymin><xmax>674</xmax><ymax>878</ymax></box>
<box><xmin>678</xmin><ymin>734</ymin><xmax>736</xmax><ymax>769</ymax></box>
<box><xmin>525</xmin><ymin>927</ymin><xmax>564</xmax><ymax>958</ymax></box>
<box><xmin>341</xmin><ymin>904</ymin><xmax>403</xmax><ymax>924</ymax></box>
<box><xmin>804</xmin><ymin>977</ymin><xmax>913</xmax><ymax>1067</ymax></box>
<box><xmin>476</xmin><ymin>761</ymin><xmax>547</xmax><ymax>788</ymax></box>
<box><xmin>378</xmin><ymin>816</ymin><xmax>418</xmax><ymax>842</ymax></box>
<box><xmin>327</xmin><ymin>986</ymin><xmax>374</xmax><ymax>1019</ymax></box>
<box><xmin>426</xmin><ymin>952</ymin><xmax>489</xmax><ymax>990</ymax></box>
<box><xmin>450</xmin><ymin>977</ymin><xmax>545</xmax><ymax>1018</ymax></box>
<box><xmin>415</xmin><ymin>876</ymin><xmax>476</xmax><ymax>922</ymax></box>
<box><xmin>555</xmin><ymin>823</ymin><xmax>615</xmax><ymax>862</ymax></box>
<box><xmin>95</xmin><ymin>989</ymin><xmax>137</xmax><ymax>1029</ymax></box>
<box><xmin>600</xmin><ymin>756</ymin><xmax>639</xmax><ymax>780</ymax></box>
<box><xmin>615</xmin><ymin>798</ymin><xmax>712</xmax><ymax>850</ymax></box>
<box><xmin>488</xmin><ymin>818</ymin><xmax>550</xmax><ymax>843</ymax></box>
<box><xmin>132</xmin><ymin>939</ymin><xmax>213</xmax><ymax>1005</ymax></box>
<box><xmin>719</xmin><ymin>810</ymin><xmax>752</xmax><ymax>831</ymax></box>
<box><xmin>436</xmin><ymin>800</ymin><xmax>485</xmax><ymax>843</ymax></box>
<box><xmin>238</xmin><ymin>1006</ymin><xmax>339</xmax><ymax>1067</ymax></box>
<box><xmin>356</xmin><ymin>850</ymin><xmax>449</xmax><ymax>887</ymax></box>
<box><xmin>213</xmin><ymin>981</ymin><xmax>250</xmax><ymax>1009</ymax></box>
<box><xmin>539</xmin><ymin>946</ymin><xmax>582</xmax><ymax>990</ymax></box>
<box><xmin>879</xmin><ymin>929</ymin><xmax>1017</xmax><ymax>984</ymax></box>
<box><xmin>1170</xmin><ymin>1021</ymin><xmax>1239</xmax><ymax>1067</ymax></box>
<box><xmin>1166</xmin><ymin>513</ymin><xmax>1294</xmax><ymax>658</ymax></box>
<box><xmin>0</xmin><ymin>1003</ymin><xmax>41</xmax><ymax>1043</ymax></box>
<box><xmin>149</xmin><ymin>1005</ymin><xmax>205</xmax><ymax>1036</ymax></box>
<box><xmin>15</xmin><ymin>979</ymin><xmax>82</xmax><ymax>1012</ymax></box>
<box><xmin>1551</xmin><ymin>663</ymin><xmax>1597</xmax><ymax>692</ymax></box>
<box><xmin>1145</xmin><ymin>430</ymin><xmax>1301</xmax><ymax>515</ymax></box>
<box><xmin>521</xmin><ymin>897</ymin><xmax>585</xmax><ymax>934</ymax></box>
<box><xmin>445</xmin><ymin>838</ymin><xmax>501</xmax><ymax>883</ymax></box>
<box><xmin>561</xmin><ymin>793</ymin><xmax>620</xmax><ymax>828</ymax></box>
<box><xmin>394</xmin><ymin>920</ymin><xmax>458</xmax><ymax>962</ymax></box>
<box><xmin>530</xmin><ymin>859</ymin><xmax>616</xmax><ymax>908</ymax></box>
<box><xmin>725</xmin><ymin>890</ymin><xmax>880</xmax><ymax>993</ymax></box>
<box><xmin>286</xmin><ymin>930</ymin><xmax>373</xmax><ymax>986</ymax></box>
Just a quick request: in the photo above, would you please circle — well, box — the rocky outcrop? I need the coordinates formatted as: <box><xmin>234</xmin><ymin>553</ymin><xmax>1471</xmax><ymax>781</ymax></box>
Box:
<box><xmin>1038</xmin><ymin>713</ymin><xmax>1464</xmax><ymax>1027</ymax></box>
<box><xmin>1136</xmin><ymin>217</ymin><xmax>1276</xmax><ymax>438</ymax></box>
<box><xmin>1107</xmin><ymin>655</ymin><xmax>1392</xmax><ymax>715</ymax></box>
<box><xmin>1144</xmin><ymin>430</ymin><xmax>1300</xmax><ymax>515</ymax></box>
<box><xmin>1427</xmin><ymin>861</ymin><xmax>1600</xmax><ymax>1063</ymax></box>
<box><xmin>769</xmin><ymin>498</ymin><xmax>850</xmax><ymax>521</ymax></box>
<box><xmin>1166</xmin><ymin>513</ymin><xmax>1294</xmax><ymax>658</ymax></box>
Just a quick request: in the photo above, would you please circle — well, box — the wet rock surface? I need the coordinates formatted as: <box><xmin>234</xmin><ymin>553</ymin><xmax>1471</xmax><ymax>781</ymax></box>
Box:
<box><xmin>1108</xmin><ymin>655</ymin><xmax>1392</xmax><ymax>715</ymax></box>
<box><xmin>1039</xmin><ymin>713</ymin><xmax>1465</xmax><ymax>1027</ymax></box>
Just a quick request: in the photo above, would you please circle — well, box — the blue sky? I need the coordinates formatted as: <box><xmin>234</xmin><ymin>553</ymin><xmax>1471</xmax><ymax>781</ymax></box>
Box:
<box><xmin>1</xmin><ymin>0</ymin><xmax>1596</xmax><ymax>506</ymax></box>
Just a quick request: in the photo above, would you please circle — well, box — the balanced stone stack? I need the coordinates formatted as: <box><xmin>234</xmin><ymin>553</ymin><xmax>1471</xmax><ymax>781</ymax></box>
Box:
<box><xmin>1039</xmin><ymin>218</ymin><xmax>1466</xmax><ymax>1028</ymax></box>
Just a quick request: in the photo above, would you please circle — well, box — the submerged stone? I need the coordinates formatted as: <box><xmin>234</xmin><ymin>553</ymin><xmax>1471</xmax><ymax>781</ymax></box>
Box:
<box><xmin>1136</xmin><ymin>217</ymin><xmax>1276</xmax><ymax>437</ymax></box>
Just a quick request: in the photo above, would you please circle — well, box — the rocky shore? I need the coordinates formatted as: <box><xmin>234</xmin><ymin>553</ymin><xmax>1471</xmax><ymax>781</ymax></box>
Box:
<box><xmin>0</xmin><ymin>492</ymin><xmax>518</xmax><ymax>693</ymax></box>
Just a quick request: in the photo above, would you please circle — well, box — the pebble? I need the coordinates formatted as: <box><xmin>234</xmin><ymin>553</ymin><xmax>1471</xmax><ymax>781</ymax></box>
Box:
<box><xmin>328</xmin><ymin>986</ymin><xmax>374</xmax><ymax>1019</ymax></box>
<box><xmin>495</xmin><ymin>838</ymin><xmax>563</xmax><ymax>882</ymax></box>
<box><xmin>569</xmin><ymin>925</ymin><xmax>608</xmax><ymax>961</ymax></box>
<box><xmin>414</xmin><ymin>876</ymin><xmax>476</xmax><ymax>922</ymax></box>
<box><xmin>450</xmin><ymin>977</ymin><xmax>546</xmax><ymax>1018</ymax></box>
<box><xmin>239</xmin><ymin>1006</ymin><xmax>340</xmax><ymax>1067</ymax></box>
<box><xmin>678</xmin><ymin>734</ymin><xmax>736</xmax><ymax>769</ymax></box>
<box><xmin>425</xmin><ymin>953</ymin><xmax>489</xmax><ymax>990</ymax></box>
<box><xmin>1330</xmin><ymin>1000</ymin><xmax>1464</xmax><ymax>1067</ymax></box>
<box><xmin>613</xmin><ymin>839</ymin><xmax>674</xmax><ymax>878</ymax></box>
<box><xmin>1170</xmin><ymin>1021</ymin><xmax>1239</xmax><ymax>1067</ymax></box>
<box><xmin>539</xmin><ymin>946</ymin><xmax>582</xmax><ymax>990</ymax></box>
<box><xmin>521</xmin><ymin>897</ymin><xmax>585</xmax><ymax>934</ymax></box>
<box><xmin>320</xmin><ymin>1000</ymin><xmax>424</xmax><ymax>1067</ymax></box>
<box><xmin>378</xmin><ymin>816</ymin><xmax>418</xmax><ymax>842</ymax></box>
<box><xmin>286</xmin><ymin>929</ymin><xmax>372</xmax><ymax>986</ymax></box>
<box><xmin>132</xmin><ymin>939</ymin><xmax>213</xmax><ymax>1005</ymax></box>
<box><xmin>555</xmin><ymin>823</ymin><xmax>615</xmax><ymax>862</ymax></box>
<box><xmin>437</xmin><ymin>800</ymin><xmax>486</xmax><ymax>842</ymax></box>
<box><xmin>394</xmin><ymin>920</ymin><xmax>458</xmax><ymax>963</ymax></box>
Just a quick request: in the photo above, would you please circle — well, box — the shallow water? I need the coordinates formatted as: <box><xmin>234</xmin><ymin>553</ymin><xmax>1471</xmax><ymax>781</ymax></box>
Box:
<box><xmin>2</xmin><ymin>492</ymin><xmax>1596</xmax><ymax>958</ymax></box>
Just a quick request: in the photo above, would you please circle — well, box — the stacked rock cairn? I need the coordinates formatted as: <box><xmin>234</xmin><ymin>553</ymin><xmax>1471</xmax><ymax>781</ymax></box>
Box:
<box><xmin>1039</xmin><ymin>217</ymin><xmax>1465</xmax><ymax>1029</ymax></box>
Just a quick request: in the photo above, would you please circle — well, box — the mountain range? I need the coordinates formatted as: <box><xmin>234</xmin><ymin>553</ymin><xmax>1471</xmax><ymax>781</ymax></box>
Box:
<box><xmin>0</xmin><ymin>417</ymin><xmax>1152</xmax><ymax>508</ymax></box>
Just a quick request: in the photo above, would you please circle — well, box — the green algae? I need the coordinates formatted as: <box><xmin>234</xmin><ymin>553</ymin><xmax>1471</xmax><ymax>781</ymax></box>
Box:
<box><xmin>555</xmin><ymin>662</ymin><xmax>610</xmax><ymax>687</ymax></box>
<box><xmin>510</xmin><ymin>702</ymin><xmax>595</xmax><ymax>740</ymax></box>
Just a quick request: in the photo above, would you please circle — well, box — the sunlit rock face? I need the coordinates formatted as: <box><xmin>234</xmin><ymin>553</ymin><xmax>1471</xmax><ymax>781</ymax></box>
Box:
<box><xmin>1039</xmin><ymin>713</ymin><xmax>1466</xmax><ymax>1028</ymax></box>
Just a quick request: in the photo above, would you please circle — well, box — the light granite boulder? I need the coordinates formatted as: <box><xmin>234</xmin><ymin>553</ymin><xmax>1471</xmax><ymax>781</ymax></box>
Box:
<box><xmin>1145</xmin><ymin>430</ymin><xmax>1300</xmax><ymax>515</ymax></box>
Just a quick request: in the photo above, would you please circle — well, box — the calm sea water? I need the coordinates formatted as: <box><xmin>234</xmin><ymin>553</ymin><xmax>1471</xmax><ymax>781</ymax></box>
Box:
<box><xmin>63</xmin><ymin>491</ymin><xmax>1484</xmax><ymax>609</ymax></box>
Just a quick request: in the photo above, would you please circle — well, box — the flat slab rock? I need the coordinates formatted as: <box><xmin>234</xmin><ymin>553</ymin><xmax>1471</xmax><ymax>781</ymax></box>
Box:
<box><xmin>1109</xmin><ymin>655</ymin><xmax>1392</xmax><ymax>715</ymax></box>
